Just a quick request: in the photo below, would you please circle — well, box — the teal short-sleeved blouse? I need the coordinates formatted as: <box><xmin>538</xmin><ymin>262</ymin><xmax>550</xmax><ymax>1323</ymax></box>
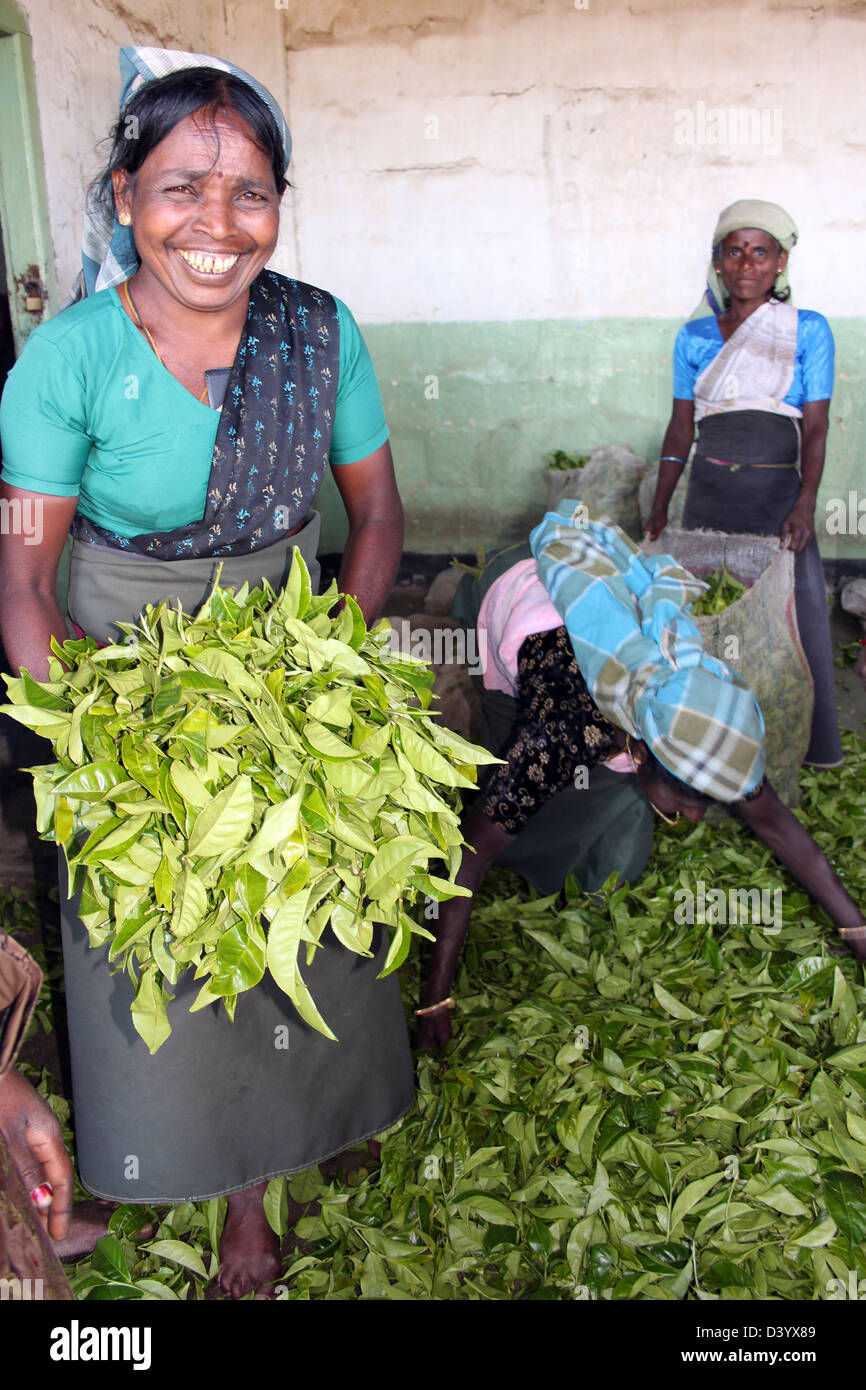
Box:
<box><xmin>0</xmin><ymin>286</ymin><xmax>389</xmax><ymax>539</ymax></box>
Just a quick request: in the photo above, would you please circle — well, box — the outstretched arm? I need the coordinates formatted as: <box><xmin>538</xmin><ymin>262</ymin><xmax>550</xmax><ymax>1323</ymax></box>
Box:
<box><xmin>735</xmin><ymin>779</ymin><xmax>865</xmax><ymax>952</ymax></box>
<box><xmin>416</xmin><ymin>802</ymin><xmax>515</xmax><ymax>1051</ymax></box>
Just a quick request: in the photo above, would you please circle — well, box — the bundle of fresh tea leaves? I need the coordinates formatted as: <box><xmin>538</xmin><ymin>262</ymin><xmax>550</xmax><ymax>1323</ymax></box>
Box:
<box><xmin>1</xmin><ymin>553</ymin><xmax>499</xmax><ymax>1052</ymax></box>
<box><xmin>690</xmin><ymin>564</ymin><xmax>747</xmax><ymax>617</ymax></box>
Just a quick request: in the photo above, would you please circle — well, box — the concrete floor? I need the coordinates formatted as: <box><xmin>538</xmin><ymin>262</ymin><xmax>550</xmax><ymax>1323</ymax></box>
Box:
<box><xmin>832</xmin><ymin>608</ymin><xmax>866</xmax><ymax>730</ymax></box>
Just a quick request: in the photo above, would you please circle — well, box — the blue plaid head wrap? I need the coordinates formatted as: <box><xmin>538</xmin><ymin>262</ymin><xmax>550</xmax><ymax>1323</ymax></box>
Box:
<box><xmin>72</xmin><ymin>46</ymin><xmax>291</xmax><ymax>302</ymax></box>
<box><xmin>530</xmin><ymin>505</ymin><xmax>767</xmax><ymax>803</ymax></box>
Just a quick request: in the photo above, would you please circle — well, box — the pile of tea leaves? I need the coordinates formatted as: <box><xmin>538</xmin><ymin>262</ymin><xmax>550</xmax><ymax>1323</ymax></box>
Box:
<box><xmin>6</xmin><ymin>732</ymin><xmax>866</xmax><ymax>1300</ymax></box>
<box><xmin>1</xmin><ymin>553</ymin><xmax>496</xmax><ymax>1052</ymax></box>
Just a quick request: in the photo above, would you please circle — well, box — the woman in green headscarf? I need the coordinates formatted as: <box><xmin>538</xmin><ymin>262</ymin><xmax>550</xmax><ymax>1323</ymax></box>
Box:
<box><xmin>645</xmin><ymin>199</ymin><xmax>841</xmax><ymax>769</ymax></box>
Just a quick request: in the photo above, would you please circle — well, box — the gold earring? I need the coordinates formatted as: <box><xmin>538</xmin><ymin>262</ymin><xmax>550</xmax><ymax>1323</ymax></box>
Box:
<box><xmin>118</xmin><ymin>211</ymin><xmax>131</xmax><ymax>227</ymax></box>
<box><xmin>628</xmin><ymin>735</ymin><xmax>681</xmax><ymax>825</ymax></box>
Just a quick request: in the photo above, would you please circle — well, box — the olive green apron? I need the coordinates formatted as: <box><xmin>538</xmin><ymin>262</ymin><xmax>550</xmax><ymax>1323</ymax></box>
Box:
<box><xmin>66</xmin><ymin>513</ymin><xmax>322</xmax><ymax>645</ymax></box>
<box><xmin>59</xmin><ymin>521</ymin><xmax>414</xmax><ymax>1202</ymax></box>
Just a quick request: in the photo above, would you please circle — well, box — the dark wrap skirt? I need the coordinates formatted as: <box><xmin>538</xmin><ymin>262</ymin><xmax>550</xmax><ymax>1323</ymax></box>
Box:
<box><xmin>451</xmin><ymin>544</ymin><xmax>654</xmax><ymax>897</ymax></box>
<box><xmin>59</xmin><ymin>520</ymin><xmax>414</xmax><ymax>1203</ymax></box>
<box><xmin>682</xmin><ymin>410</ymin><xmax>842</xmax><ymax>767</ymax></box>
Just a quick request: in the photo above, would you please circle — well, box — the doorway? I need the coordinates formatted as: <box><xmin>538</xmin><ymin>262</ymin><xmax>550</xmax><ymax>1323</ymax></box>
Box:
<box><xmin>0</xmin><ymin>5</ymin><xmax>56</xmax><ymax>366</ymax></box>
<box><xmin>0</xmin><ymin>217</ymin><xmax>14</xmax><ymax>406</ymax></box>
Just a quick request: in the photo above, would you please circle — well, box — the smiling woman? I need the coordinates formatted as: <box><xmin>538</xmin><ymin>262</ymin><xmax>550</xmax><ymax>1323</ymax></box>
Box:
<box><xmin>107</xmin><ymin>71</ymin><xmax>287</xmax><ymax>353</ymax></box>
<box><xmin>111</xmin><ymin>108</ymin><xmax>283</xmax><ymax>401</ymax></box>
<box><xmin>0</xmin><ymin>46</ymin><xmax>410</xmax><ymax>1299</ymax></box>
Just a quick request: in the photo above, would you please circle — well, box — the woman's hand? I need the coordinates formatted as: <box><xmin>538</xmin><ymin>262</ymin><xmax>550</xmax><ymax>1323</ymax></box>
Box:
<box><xmin>780</xmin><ymin>500</ymin><xmax>816</xmax><ymax>553</ymax></box>
<box><xmin>839</xmin><ymin>928</ymin><xmax>866</xmax><ymax>963</ymax></box>
<box><xmin>735</xmin><ymin>779</ymin><xmax>865</xmax><ymax>946</ymax></box>
<box><xmin>644</xmin><ymin>502</ymin><xmax>668</xmax><ymax>542</ymax></box>
<box><xmin>0</xmin><ymin>1069</ymin><xmax>74</xmax><ymax>1241</ymax></box>
<box><xmin>415</xmin><ymin>805</ymin><xmax>517</xmax><ymax>1054</ymax></box>
<box><xmin>415</xmin><ymin>1006</ymin><xmax>453</xmax><ymax>1053</ymax></box>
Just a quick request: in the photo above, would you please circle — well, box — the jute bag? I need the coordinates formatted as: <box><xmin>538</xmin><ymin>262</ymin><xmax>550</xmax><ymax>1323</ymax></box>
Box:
<box><xmin>643</xmin><ymin>529</ymin><xmax>812</xmax><ymax>808</ymax></box>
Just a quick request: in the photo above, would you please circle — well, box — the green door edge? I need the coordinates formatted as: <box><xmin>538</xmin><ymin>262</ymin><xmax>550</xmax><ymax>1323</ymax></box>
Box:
<box><xmin>0</xmin><ymin>0</ymin><xmax>58</xmax><ymax>356</ymax></box>
<box><xmin>0</xmin><ymin>0</ymin><xmax>28</xmax><ymax>34</ymax></box>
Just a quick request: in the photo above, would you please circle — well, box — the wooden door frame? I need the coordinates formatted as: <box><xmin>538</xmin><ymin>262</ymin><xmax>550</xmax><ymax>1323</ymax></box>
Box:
<box><xmin>0</xmin><ymin>0</ymin><xmax>57</xmax><ymax>356</ymax></box>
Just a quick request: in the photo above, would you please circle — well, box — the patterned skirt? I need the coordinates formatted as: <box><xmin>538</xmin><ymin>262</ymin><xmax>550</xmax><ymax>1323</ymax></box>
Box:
<box><xmin>480</xmin><ymin>626</ymin><xmax>621</xmax><ymax>832</ymax></box>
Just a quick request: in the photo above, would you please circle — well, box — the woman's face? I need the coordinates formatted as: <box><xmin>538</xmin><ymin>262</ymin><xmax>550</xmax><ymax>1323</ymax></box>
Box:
<box><xmin>634</xmin><ymin>758</ymin><xmax>709</xmax><ymax>824</ymax></box>
<box><xmin>111</xmin><ymin>107</ymin><xmax>281</xmax><ymax>313</ymax></box>
<box><xmin>714</xmin><ymin>228</ymin><xmax>787</xmax><ymax>304</ymax></box>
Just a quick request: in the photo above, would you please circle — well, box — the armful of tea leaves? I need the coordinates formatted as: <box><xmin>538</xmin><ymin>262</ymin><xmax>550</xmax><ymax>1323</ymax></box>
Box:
<box><xmin>0</xmin><ymin>551</ymin><xmax>501</xmax><ymax>1052</ymax></box>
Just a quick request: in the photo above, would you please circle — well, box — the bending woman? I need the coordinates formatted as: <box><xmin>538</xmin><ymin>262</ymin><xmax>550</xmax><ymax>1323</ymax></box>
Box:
<box><xmin>645</xmin><ymin>199</ymin><xmax>842</xmax><ymax>768</ymax></box>
<box><xmin>0</xmin><ymin>48</ymin><xmax>412</xmax><ymax>1297</ymax></box>
<box><xmin>417</xmin><ymin>509</ymin><xmax>864</xmax><ymax>1051</ymax></box>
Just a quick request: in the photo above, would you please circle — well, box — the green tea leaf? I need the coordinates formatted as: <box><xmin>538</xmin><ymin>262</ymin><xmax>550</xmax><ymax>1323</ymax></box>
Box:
<box><xmin>130</xmin><ymin>966</ymin><xmax>172</xmax><ymax>1055</ymax></box>
<box><xmin>824</xmin><ymin>1171</ymin><xmax>866</xmax><ymax>1247</ymax></box>
<box><xmin>144</xmin><ymin>1239</ymin><xmax>208</xmax><ymax>1278</ymax></box>
<box><xmin>653</xmin><ymin>982</ymin><xmax>700</xmax><ymax>1021</ymax></box>
<box><xmin>188</xmin><ymin>776</ymin><xmax>254</xmax><ymax>857</ymax></box>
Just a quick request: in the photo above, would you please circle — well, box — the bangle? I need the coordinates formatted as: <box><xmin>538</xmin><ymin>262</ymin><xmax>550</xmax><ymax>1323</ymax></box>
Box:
<box><xmin>415</xmin><ymin>997</ymin><xmax>454</xmax><ymax>1016</ymax></box>
<box><xmin>838</xmin><ymin>926</ymin><xmax>866</xmax><ymax>936</ymax></box>
<box><xmin>658</xmin><ymin>456</ymin><xmax>685</xmax><ymax>464</ymax></box>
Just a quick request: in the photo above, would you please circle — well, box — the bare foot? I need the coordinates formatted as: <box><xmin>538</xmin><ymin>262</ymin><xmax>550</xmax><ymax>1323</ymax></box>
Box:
<box><xmin>217</xmin><ymin>1182</ymin><xmax>280</xmax><ymax>1299</ymax></box>
<box><xmin>54</xmin><ymin>1201</ymin><xmax>114</xmax><ymax>1262</ymax></box>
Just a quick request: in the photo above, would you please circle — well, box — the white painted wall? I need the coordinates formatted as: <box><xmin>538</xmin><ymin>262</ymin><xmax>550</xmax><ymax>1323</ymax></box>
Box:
<box><xmin>258</xmin><ymin>0</ymin><xmax>866</xmax><ymax>323</ymax></box>
<box><xmin>19</xmin><ymin>0</ymin><xmax>214</xmax><ymax>303</ymax></box>
<box><xmin>18</xmin><ymin>0</ymin><xmax>866</xmax><ymax>321</ymax></box>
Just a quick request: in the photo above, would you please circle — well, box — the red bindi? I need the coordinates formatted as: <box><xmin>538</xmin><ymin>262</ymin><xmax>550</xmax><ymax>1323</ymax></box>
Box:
<box><xmin>217</xmin><ymin>171</ymin><xmax>224</xmax><ymax>179</ymax></box>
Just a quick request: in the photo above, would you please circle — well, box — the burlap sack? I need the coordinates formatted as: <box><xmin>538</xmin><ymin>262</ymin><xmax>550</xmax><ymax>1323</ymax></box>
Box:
<box><xmin>545</xmin><ymin>447</ymin><xmax>646</xmax><ymax>539</ymax></box>
<box><xmin>642</xmin><ymin>529</ymin><xmax>812</xmax><ymax>807</ymax></box>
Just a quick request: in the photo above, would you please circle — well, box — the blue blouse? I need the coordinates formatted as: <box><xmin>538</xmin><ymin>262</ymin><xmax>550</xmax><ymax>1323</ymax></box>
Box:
<box><xmin>672</xmin><ymin>309</ymin><xmax>834</xmax><ymax>409</ymax></box>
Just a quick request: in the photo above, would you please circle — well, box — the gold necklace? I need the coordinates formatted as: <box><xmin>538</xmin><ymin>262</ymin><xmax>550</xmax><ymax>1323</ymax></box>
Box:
<box><xmin>121</xmin><ymin>279</ymin><xmax>209</xmax><ymax>403</ymax></box>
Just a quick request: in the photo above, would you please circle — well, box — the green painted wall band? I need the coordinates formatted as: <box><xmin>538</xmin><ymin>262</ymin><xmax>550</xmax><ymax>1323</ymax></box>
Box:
<box><xmin>315</xmin><ymin>317</ymin><xmax>866</xmax><ymax>561</ymax></box>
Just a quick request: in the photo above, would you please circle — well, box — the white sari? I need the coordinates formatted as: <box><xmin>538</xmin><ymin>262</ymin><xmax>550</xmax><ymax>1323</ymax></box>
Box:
<box><xmin>694</xmin><ymin>300</ymin><xmax>800</xmax><ymax>424</ymax></box>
